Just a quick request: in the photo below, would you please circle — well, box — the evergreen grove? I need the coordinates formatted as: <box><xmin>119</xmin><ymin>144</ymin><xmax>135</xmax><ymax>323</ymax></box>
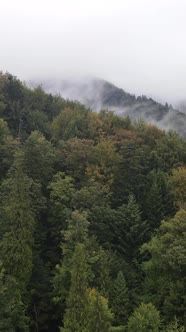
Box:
<box><xmin>0</xmin><ymin>72</ymin><xmax>186</xmax><ymax>331</ymax></box>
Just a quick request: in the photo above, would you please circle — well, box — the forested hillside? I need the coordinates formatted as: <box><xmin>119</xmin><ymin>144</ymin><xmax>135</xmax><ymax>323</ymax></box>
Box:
<box><xmin>0</xmin><ymin>72</ymin><xmax>186</xmax><ymax>332</ymax></box>
<box><xmin>30</xmin><ymin>78</ymin><xmax>186</xmax><ymax>137</ymax></box>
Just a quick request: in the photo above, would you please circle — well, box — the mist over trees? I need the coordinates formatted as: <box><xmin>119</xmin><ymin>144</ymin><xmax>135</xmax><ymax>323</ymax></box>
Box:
<box><xmin>30</xmin><ymin>78</ymin><xmax>186</xmax><ymax>138</ymax></box>
<box><xmin>0</xmin><ymin>72</ymin><xmax>186</xmax><ymax>332</ymax></box>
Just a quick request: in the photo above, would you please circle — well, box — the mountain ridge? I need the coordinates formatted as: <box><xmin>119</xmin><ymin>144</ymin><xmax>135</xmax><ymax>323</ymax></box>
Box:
<box><xmin>28</xmin><ymin>77</ymin><xmax>186</xmax><ymax>137</ymax></box>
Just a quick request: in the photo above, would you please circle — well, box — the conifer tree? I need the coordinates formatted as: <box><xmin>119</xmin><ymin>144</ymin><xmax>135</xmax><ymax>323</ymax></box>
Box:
<box><xmin>165</xmin><ymin>319</ymin><xmax>185</xmax><ymax>332</ymax></box>
<box><xmin>23</xmin><ymin>130</ymin><xmax>56</xmax><ymax>186</ymax></box>
<box><xmin>0</xmin><ymin>152</ymin><xmax>37</xmax><ymax>292</ymax></box>
<box><xmin>144</xmin><ymin>170</ymin><xmax>174</xmax><ymax>231</ymax></box>
<box><xmin>128</xmin><ymin>303</ymin><xmax>161</xmax><ymax>332</ymax></box>
<box><xmin>53</xmin><ymin>211</ymin><xmax>90</xmax><ymax>324</ymax></box>
<box><xmin>62</xmin><ymin>243</ymin><xmax>89</xmax><ymax>332</ymax></box>
<box><xmin>47</xmin><ymin>172</ymin><xmax>76</xmax><ymax>266</ymax></box>
<box><xmin>113</xmin><ymin>195</ymin><xmax>148</xmax><ymax>261</ymax></box>
<box><xmin>111</xmin><ymin>271</ymin><xmax>129</xmax><ymax>327</ymax></box>
<box><xmin>142</xmin><ymin>209</ymin><xmax>186</xmax><ymax>324</ymax></box>
<box><xmin>0</xmin><ymin>262</ymin><xmax>29</xmax><ymax>331</ymax></box>
<box><xmin>88</xmin><ymin>288</ymin><xmax>113</xmax><ymax>332</ymax></box>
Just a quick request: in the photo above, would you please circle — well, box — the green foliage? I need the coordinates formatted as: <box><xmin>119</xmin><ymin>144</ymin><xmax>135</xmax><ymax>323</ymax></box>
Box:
<box><xmin>0</xmin><ymin>262</ymin><xmax>29</xmax><ymax>331</ymax></box>
<box><xmin>113</xmin><ymin>195</ymin><xmax>148</xmax><ymax>261</ymax></box>
<box><xmin>62</xmin><ymin>244</ymin><xmax>89</xmax><ymax>332</ymax></box>
<box><xmin>152</xmin><ymin>131</ymin><xmax>186</xmax><ymax>172</ymax></box>
<box><xmin>50</xmin><ymin>106</ymin><xmax>89</xmax><ymax>141</ymax></box>
<box><xmin>87</xmin><ymin>241</ymin><xmax>112</xmax><ymax>297</ymax></box>
<box><xmin>64</xmin><ymin>210</ymin><xmax>90</xmax><ymax>251</ymax></box>
<box><xmin>0</xmin><ymin>118</ymin><xmax>18</xmax><ymax>178</ymax></box>
<box><xmin>0</xmin><ymin>72</ymin><xmax>185</xmax><ymax>330</ymax></box>
<box><xmin>48</xmin><ymin>172</ymin><xmax>75</xmax><ymax>216</ymax></box>
<box><xmin>0</xmin><ymin>153</ymin><xmax>37</xmax><ymax>291</ymax></box>
<box><xmin>110</xmin><ymin>327</ymin><xmax>126</xmax><ymax>332</ymax></box>
<box><xmin>128</xmin><ymin>303</ymin><xmax>161</xmax><ymax>332</ymax></box>
<box><xmin>144</xmin><ymin>170</ymin><xmax>175</xmax><ymax>231</ymax></box>
<box><xmin>88</xmin><ymin>288</ymin><xmax>113</xmax><ymax>332</ymax></box>
<box><xmin>169</xmin><ymin>167</ymin><xmax>186</xmax><ymax>209</ymax></box>
<box><xmin>111</xmin><ymin>140</ymin><xmax>150</xmax><ymax>207</ymax></box>
<box><xmin>164</xmin><ymin>318</ymin><xmax>185</xmax><ymax>332</ymax></box>
<box><xmin>53</xmin><ymin>210</ymin><xmax>90</xmax><ymax>309</ymax></box>
<box><xmin>142</xmin><ymin>210</ymin><xmax>186</xmax><ymax>324</ymax></box>
<box><xmin>111</xmin><ymin>271</ymin><xmax>129</xmax><ymax>327</ymax></box>
<box><xmin>27</xmin><ymin>109</ymin><xmax>49</xmax><ymax>135</ymax></box>
<box><xmin>47</xmin><ymin>174</ymin><xmax>75</xmax><ymax>266</ymax></box>
<box><xmin>23</xmin><ymin>130</ymin><xmax>56</xmax><ymax>185</ymax></box>
<box><xmin>57</xmin><ymin>138</ymin><xmax>94</xmax><ymax>182</ymax></box>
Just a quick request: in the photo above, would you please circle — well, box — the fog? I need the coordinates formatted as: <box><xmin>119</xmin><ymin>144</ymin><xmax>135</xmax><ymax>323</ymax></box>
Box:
<box><xmin>1</xmin><ymin>0</ymin><xmax>186</xmax><ymax>106</ymax></box>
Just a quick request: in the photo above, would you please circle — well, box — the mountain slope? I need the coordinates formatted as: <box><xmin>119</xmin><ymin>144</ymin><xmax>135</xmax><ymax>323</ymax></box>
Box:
<box><xmin>29</xmin><ymin>78</ymin><xmax>186</xmax><ymax>137</ymax></box>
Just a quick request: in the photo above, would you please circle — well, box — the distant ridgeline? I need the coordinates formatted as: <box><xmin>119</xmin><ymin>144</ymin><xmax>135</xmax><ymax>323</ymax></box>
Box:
<box><xmin>30</xmin><ymin>77</ymin><xmax>186</xmax><ymax>137</ymax></box>
<box><xmin>0</xmin><ymin>71</ymin><xmax>186</xmax><ymax>331</ymax></box>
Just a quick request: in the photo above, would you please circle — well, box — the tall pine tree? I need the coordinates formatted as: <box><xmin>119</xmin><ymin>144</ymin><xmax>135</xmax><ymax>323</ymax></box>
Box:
<box><xmin>111</xmin><ymin>271</ymin><xmax>129</xmax><ymax>327</ymax></box>
<box><xmin>62</xmin><ymin>243</ymin><xmax>89</xmax><ymax>332</ymax></box>
<box><xmin>0</xmin><ymin>152</ymin><xmax>37</xmax><ymax>292</ymax></box>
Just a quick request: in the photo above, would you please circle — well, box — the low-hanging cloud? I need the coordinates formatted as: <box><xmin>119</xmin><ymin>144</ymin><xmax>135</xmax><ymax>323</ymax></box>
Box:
<box><xmin>29</xmin><ymin>76</ymin><xmax>186</xmax><ymax>137</ymax></box>
<box><xmin>1</xmin><ymin>0</ymin><xmax>186</xmax><ymax>107</ymax></box>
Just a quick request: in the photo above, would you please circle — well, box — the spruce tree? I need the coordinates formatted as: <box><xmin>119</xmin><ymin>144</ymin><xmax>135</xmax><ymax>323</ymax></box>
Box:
<box><xmin>0</xmin><ymin>262</ymin><xmax>29</xmax><ymax>331</ymax></box>
<box><xmin>0</xmin><ymin>152</ymin><xmax>37</xmax><ymax>292</ymax></box>
<box><xmin>53</xmin><ymin>210</ymin><xmax>90</xmax><ymax>324</ymax></box>
<box><xmin>23</xmin><ymin>130</ymin><xmax>56</xmax><ymax>186</ymax></box>
<box><xmin>111</xmin><ymin>271</ymin><xmax>129</xmax><ymax>327</ymax></box>
<box><xmin>62</xmin><ymin>243</ymin><xmax>89</xmax><ymax>332</ymax></box>
<box><xmin>113</xmin><ymin>195</ymin><xmax>148</xmax><ymax>261</ymax></box>
<box><xmin>47</xmin><ymin>172</ymin><xmax>76</xmax><ymax>267</ymax></box>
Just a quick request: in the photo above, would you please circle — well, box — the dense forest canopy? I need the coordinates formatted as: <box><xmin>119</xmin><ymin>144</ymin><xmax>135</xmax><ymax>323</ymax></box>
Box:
<box><xmin>30</xmin><ymin>77</ymin><xmax>186</xmax><ymax>138</ymax></box>
<box><xmin>0</xmin><ymin>72</ymin><xmax>186</xmax><ymax>332</ymax></box>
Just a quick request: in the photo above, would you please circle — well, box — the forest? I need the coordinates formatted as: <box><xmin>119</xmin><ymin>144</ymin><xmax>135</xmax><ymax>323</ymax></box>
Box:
<box><xmin>35</xmin><ymin>77</ymin><xmax>186</xmax><ymax>138</ymax></box>
<box><xmin>0</xmin><ymin>72</ymin><xmax>186</xmax><ymax>332</ymax></box>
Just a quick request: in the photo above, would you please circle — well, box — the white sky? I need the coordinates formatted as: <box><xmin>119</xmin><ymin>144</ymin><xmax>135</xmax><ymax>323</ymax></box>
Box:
<box><xmin>0</xmin><ymin>0</ymin><xmax>186</xmax><ymax>105</ymax></box>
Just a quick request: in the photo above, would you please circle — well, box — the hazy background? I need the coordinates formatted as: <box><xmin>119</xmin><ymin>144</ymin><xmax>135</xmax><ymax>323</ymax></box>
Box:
<box><xmin>1</xmin><ymin>0</ymin><xmax>186</xmax><ymax>106</ymax></box>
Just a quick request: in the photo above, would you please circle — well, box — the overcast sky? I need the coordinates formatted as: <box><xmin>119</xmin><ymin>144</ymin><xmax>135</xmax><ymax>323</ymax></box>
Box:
<box><xmin>1</xmin><ymin>0</ymin><xmax>186</xmax><ymax>105</ymax></box>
